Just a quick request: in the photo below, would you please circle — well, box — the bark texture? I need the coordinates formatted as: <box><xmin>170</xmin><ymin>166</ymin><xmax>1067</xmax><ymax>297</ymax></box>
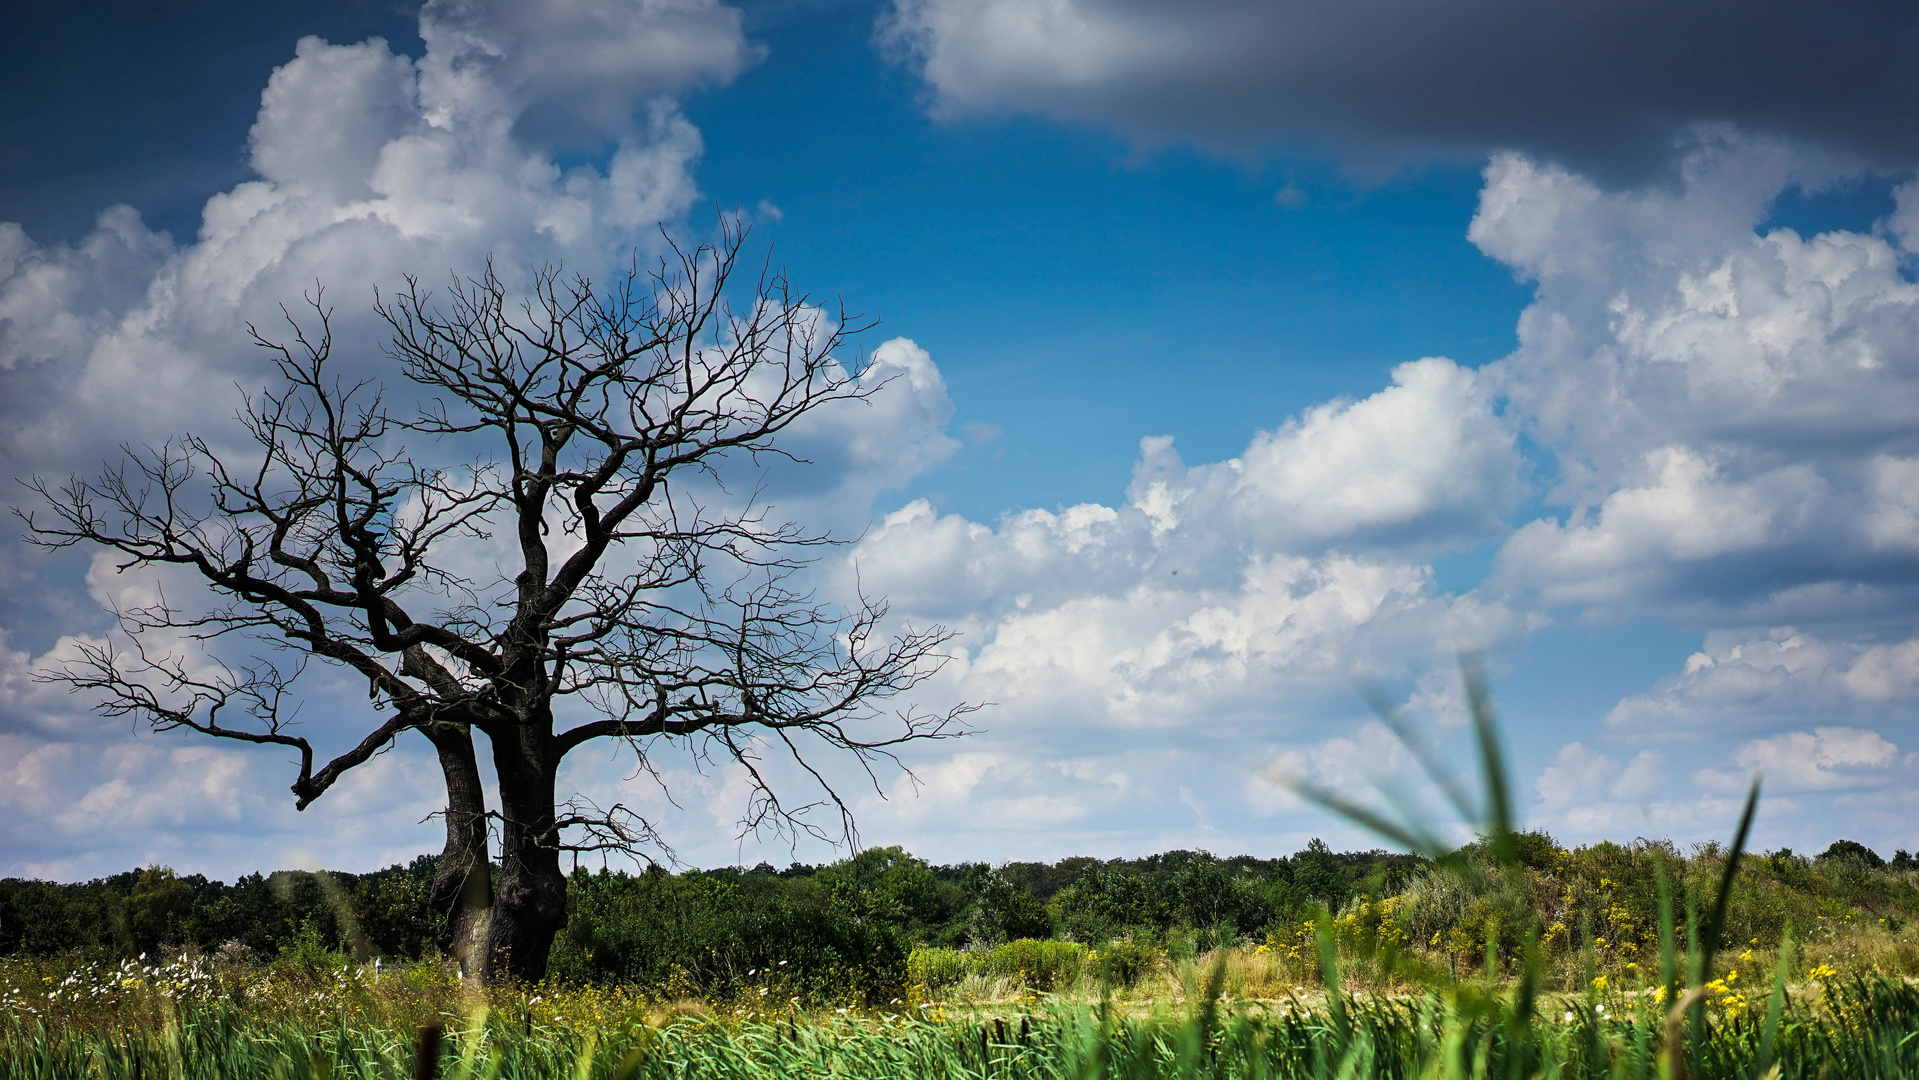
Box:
<box><xmin>423</xmin><ymin>722</ymin><xmax>491</xmax><ymax>977</ymax></box>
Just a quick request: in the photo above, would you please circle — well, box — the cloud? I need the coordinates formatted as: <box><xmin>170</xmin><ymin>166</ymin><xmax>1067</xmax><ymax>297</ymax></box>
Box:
<box><xmin>1134</xmin><ymin>357</ymin><xmax>1521</xmax><ymax>553</ymax></box>
<box><xmin>1528</xmin><ymin>741</ymin><xmax>1745</xmax><ymax>845</ymax></box>
<box><xmin>0</xmin><ymin>620</ymin><xmax>456</xmax><ymax>879</ymax></box>
<box><xmin>879</xmin><ymin>0</ymin><xmax>1919</xmax><ymax>177</ymax></box>
<box><xmin>1697</xmin><ymin>726</ymin><xmax>1902</xmax><ymax>794</ymax></box>
<box><xmin>847</xmin><ymin>358</ymin><xmax>1519</xmax><ymax>626</ymax></box>
<box><xmin>753</xmin><ymin>337</ymin><xmax>962</xmax><ymax>527</ymax></box>
<box><xmin>421</xmin><ymin>0</ymin><xmax>759</xmax><ymax>149</ymax></box>
<box><xmin>0</xmin><ymin>14</ymin><xmax>741</xmax><ymax>478</ymax></box>
<box><xmin>16</xmin><ymin>6</ymin><xmax>1919</xmax><ymax>876</ymax></box>
<box><xmin>821</xmin><ymin>388</ymin><xmax>1529</xmax><ymax>858</ymax></box>
<box><xmin>1475</xmin><ymin>141</ymin><xmax>1919</xmax><ymax>625</ymax></box>
<box><xmin>1605</xmin><ymin>628</ymin><xmax>1919</xmax><ymax>735</ymax></box>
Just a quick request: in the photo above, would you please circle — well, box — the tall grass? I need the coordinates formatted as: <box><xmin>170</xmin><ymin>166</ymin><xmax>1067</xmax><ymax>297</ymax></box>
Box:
<box><xmin>8</xmin><ymin>968</ymin><xmax>1919</xmax><ymax>1078</ymax></box>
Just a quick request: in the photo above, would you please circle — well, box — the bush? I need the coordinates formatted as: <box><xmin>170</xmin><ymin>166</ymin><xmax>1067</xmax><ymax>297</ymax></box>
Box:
<box><xmin>907</xmin><ymin>946</ymin><xmax>969</xmax><ymax>989</ymax></box>
<box><xmin>976</xmin><ymin>938</ymin><xmax>1089</xmax><ymax>991</ymax></box>
<box><xmin>1821</xmin><ymin>839</ymin><xmax>1887</xmax><ymax>870</ymax></box>
<box><xmin>546</xmin><ymin>865</ymin><xmax>908</xmax><ymax>1003</ymax></box>
<box><xmin>906</xmin><ymin>939</ymin><xmax>1100</xmax><ymax>994</ymax></box>
<box><xmin>273</xmin><ymin>921</ymin><xmax>348</xmax><ymax>978</ymax></box>
<box><xmin>1094</xmin><ymin>937</ymin><xmax>1160</xmax><ymax>987</ymax></box>
<box><xmin>971</xmin><ymin>872</ymin><xmax>1052</xmax><ymax>946</ymax></box>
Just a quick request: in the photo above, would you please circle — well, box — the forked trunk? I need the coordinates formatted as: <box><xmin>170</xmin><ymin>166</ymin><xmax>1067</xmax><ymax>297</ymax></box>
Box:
<box><xmin>482</xmin><ymin>720</ymin><xmax>568</xmax><ymax>985</ymax></box>
<box><xmin>423</xmin><ymin>722</ymin><xmax>492</xmax><ymax>978</ymax></box>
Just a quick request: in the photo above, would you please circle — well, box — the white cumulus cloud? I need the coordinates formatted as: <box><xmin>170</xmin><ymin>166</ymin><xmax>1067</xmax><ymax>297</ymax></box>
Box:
<box><xmin>1605</xmin><ymin>629</ymin><xmax>1919</xmax><ymax>735</ymax></box>
<box><xmin>1697</xmin><ymin>727</ymin><xmax>1902</xmax><ymax>794</ymax></box>
<box><xmin>1476</xmin><ymin>139</ymin><xmax>1919</xmax><ymax>626</ymax></box>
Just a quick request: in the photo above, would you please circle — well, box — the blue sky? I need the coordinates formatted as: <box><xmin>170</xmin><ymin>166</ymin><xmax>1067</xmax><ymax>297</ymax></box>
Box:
<box><xmin>4</xmin><ymin>0</ymin><xmax>1919</xmax><ymax>880</ymax></box>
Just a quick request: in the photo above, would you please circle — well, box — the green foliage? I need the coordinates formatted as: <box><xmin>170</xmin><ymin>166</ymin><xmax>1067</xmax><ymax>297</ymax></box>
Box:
<box><xmin>126</xmin><ymin>867</ymin><xmax>194</xmax><ymax>952</ymax></box>
<box><xmin>1820</xmin><ymin>838</ymin><xmax>1886</xmax><ymax>869</ymax></box>
<box><xmin>273</xmin><ymin>921</ymin><xmax>348</xmax><ymax>977</ymax></box>
<box><xmin>908</xmin><ymin>939</ymin><xmax>1096</xmax><ymax>992</ymax></box>
<box><xmin>545</xmin><ymin>864</ymin><xmax>910</xmax><ymax>1002</ymax></box>
<box><xmin>13</xmin><ymin>959</ymin><xmax>1919</xmax><ymax>1079</ymax></box>
<box><xmin>9</xmin><ymin>832</ymin><xmax>1919</xmax><ymax>1007</ymax></box>
<box><xmin>971</xmin><ymin>870</ymin><xmax>1053</xmax><ymax>945</ymax></box>
<box><xmin>974</xmin><ymin>938</ymin><xmax>1091</xmax><ymax>991</ymax></box>
<box><xmin>0</xmin><ymin>859</ymin><xmax>441</xmax><ymax>963</ymax></box>
<box><xmin>1095</xmin><ymin>937</ymin><xmax>1160</xmax><ymax>987</ymax></box>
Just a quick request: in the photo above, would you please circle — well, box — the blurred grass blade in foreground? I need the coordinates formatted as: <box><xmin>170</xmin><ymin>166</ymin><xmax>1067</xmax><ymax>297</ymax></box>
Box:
<box><xmin>1268</xmin><ymin>656</ymin><xmax>1516</xmax><ymax>866</ymax></box>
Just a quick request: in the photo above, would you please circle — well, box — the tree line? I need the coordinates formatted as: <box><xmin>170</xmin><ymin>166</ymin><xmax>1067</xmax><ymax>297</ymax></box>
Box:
<box><xmin>0</xmin><ymin>842</ymin><xmax>1416</xmax><ymax>982</ymax></box>
<box><xmin>8</xmin><ymin>835</ymin><xmax>1916</xmax><ymax>997</ymax></box>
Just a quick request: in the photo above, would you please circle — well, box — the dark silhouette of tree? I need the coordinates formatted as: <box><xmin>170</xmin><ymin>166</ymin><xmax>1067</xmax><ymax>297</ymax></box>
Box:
<box><xmin>21</xmin><ymin>219</ymin><xmax>973</xmax><ymax>983</ymax></box>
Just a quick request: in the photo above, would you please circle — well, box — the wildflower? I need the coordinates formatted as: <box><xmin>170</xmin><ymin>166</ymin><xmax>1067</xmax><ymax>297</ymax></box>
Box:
<box><xmin>1592</xmin><ymin>975</ymin><xmax>1608</xmax><ymax>991</ymax></box>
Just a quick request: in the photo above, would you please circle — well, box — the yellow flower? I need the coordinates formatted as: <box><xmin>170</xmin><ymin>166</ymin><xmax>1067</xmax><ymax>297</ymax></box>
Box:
<box><xmin>1592</xmin><ymin>975</ymin><xmax>1609</xmax><ymax>991</ymax></box>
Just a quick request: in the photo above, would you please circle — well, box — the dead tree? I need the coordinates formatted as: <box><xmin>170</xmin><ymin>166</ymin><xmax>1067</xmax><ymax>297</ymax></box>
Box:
<box><xmin>21</xmin><ymin>220</ymin><xmax>972</xmax><ymax>983</ymax></box>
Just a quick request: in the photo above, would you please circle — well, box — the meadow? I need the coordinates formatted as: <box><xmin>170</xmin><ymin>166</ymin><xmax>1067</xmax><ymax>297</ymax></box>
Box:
<box><xmin>7</xmin><ymin>916</ymin><xmax>1919</xmax><ymax>1079</ymax></box>
<box><xmin>9</xmin><ymin>691</ymin><xmax>1919</xmax><ymax>1077</ymax></box>
<box><xmin>7</xmin><ymin>832</ymin><xmax>1919</xmax><ymax>1078</ymax></box>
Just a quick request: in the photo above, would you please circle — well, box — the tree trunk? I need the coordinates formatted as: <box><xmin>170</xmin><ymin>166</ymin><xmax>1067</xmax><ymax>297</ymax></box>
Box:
<box><xmin>423</xmin><ymin>721</ymin><xmax>492</xmax><ymax>979</ymax></box>
<box><xmin>482</xmin><ymin>719</ymin><xmax>567</xmax><ymax>985</ymax></box>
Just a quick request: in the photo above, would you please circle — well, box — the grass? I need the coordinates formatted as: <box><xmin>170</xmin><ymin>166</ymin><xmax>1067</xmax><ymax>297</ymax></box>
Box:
<box><xmin>8</xmin><ymin>664</ymin><xmax>1913</xmax><ymax>1077</ymax></box>
<box><xmin>7</xmin><ymin>949</ymin><xmax>1919</xmax><ymax>1078</ymax></box>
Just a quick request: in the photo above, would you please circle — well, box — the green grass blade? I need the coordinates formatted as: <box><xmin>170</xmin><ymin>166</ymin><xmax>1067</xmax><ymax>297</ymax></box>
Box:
<box><xmin>1755</xmin><ymin>932</ymin><xmax>1794</xmax><ymax>1077</ymax></box>
<box><xmin>1657</xmin><ymin>865</ymin><xmax>1678</xmax><ymax>1012</ymax></box>
<box><xmin>1355</xmin><ymin>683</ymin><xmax>1481</xmax><ymax>826</ymax></box>
<box><xmin>1315</xmin><ymin>908</ymin><xmax>1349</xmax><ymax>1046</ymax></box>
<box><xmin>1269</xmin><ymin>773</ymin><xmax>1450</xmax><ymax>860</ymax></box>
<box><xmin>1699</xmin><ymin>777</ymin><xmax>1760</xmax><ymax>982</ymax></box>
<box><xmin>1460</xmin><ymin>658</ymin><xmax>1516</xmax><ymax>866</ymax></box>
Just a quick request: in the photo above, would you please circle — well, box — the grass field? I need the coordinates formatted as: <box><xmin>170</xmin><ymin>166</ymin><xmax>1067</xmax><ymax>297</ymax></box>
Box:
<box><xmin>9</xmin><ymin>678</ymin><xmax>1908</xmax><ymax>1077</ymax></box>
<box><xmin>6</xmin><ymin>924</ymin><xmax>1919</xmax><ymax>1079</ymax></box>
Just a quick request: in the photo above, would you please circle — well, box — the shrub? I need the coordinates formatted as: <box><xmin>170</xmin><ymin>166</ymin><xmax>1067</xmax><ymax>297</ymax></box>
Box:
<box><xmin>546</xmin><ymin>865</ymin><xmax>908</xmax><ymax>1003</ymax></box>
<box><xmin>907</xmin><ymin>946</ymin><xmax>969</xmax><ymax>989</ymax></box>
<box><xmin>971</xmin><ymin>871</ymin><xmax>1052</xmax><ymax>946</ymax></box>
<box><xmin>1821</xmin><ymin>839</ymin><xmax>1887</xmax><ymax>870</ymax></box>
<box><xmin>1095</xmin><ymin>937</ymin><xmax>1160</xmax><ymax>987</ymax></box>
<box><xmin>975</xmin><ymin>938</ymin><xmax>1090</xmax><ymax>991</ymax></box>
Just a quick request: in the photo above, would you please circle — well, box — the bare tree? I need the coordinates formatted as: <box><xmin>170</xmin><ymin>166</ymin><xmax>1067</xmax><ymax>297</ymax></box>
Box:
<box><xmin>20</xmin><ymin>220</ymin><xmax>972</xmax><ymax>983</ymax></box>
